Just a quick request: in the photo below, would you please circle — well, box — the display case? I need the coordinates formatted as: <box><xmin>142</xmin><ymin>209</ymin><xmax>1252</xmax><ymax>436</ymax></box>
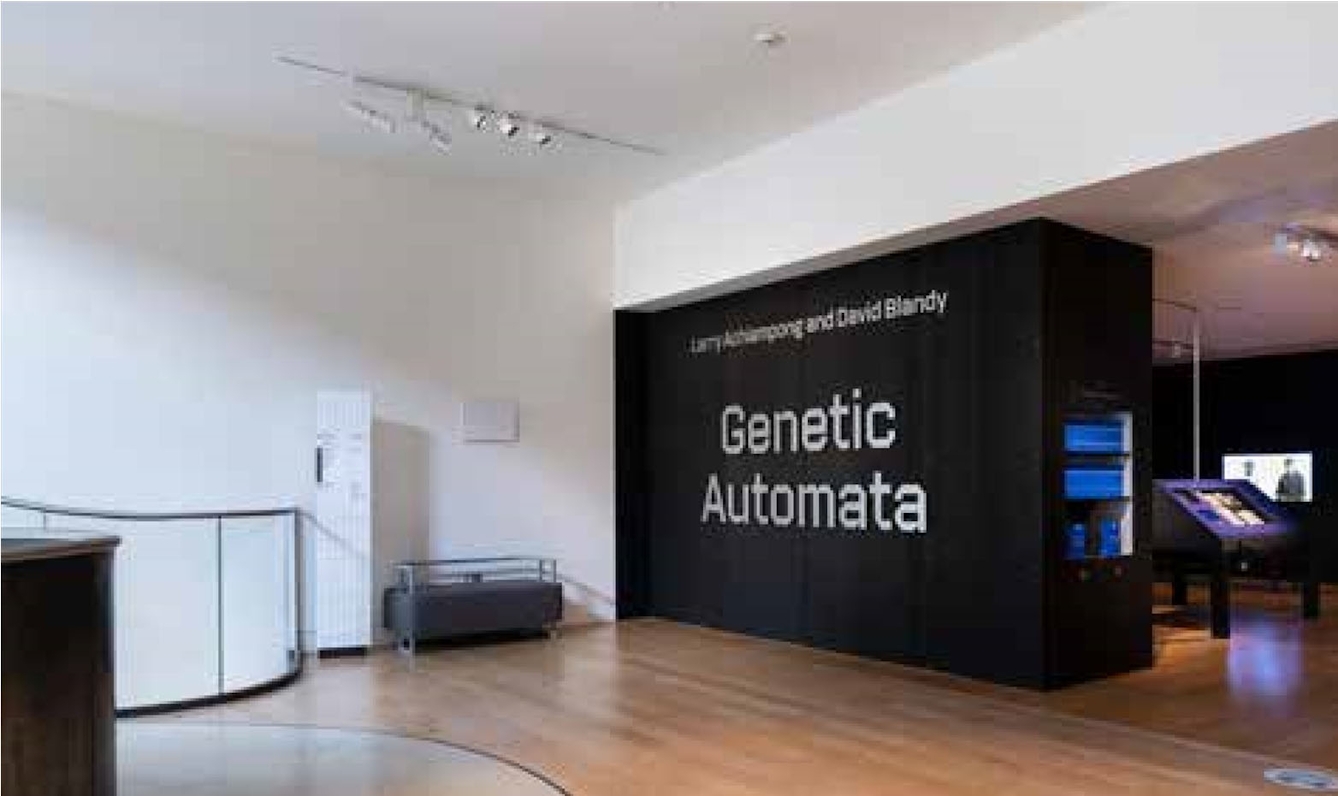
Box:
<box><xmin>1063</xmin><ymin>413</ymin><xmax>1133</xmax><ymax>560</ymax></box>
<box><xmin>1153</xmin><ymin>478</ymin><xmax>1295</xmax><ymax>554</ymax></box>
<box><xmin>1151</xmin><ymin>478</ymin><xmax>1312</xmax><ymax>637</ymax></box>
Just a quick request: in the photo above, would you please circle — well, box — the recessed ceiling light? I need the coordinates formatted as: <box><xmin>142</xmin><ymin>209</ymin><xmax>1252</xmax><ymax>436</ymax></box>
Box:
<box><xmin>753</xmin><ymin>29</ymin><xmax>786</xmax><ymax>49</ymax></box>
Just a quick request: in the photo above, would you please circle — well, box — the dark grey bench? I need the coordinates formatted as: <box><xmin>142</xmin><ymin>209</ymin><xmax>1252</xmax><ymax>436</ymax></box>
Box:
<box><xmin>383</xmin><ymin>557</ymin><xmax>561</xmax><ymax>653</ymax></box>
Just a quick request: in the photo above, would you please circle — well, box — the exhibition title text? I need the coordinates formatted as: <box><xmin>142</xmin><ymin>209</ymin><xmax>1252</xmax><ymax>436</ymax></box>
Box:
<box><xmin>701</xmin><ymin>388</ymin><xmax>928</xmax><ymax>534</ymax></box>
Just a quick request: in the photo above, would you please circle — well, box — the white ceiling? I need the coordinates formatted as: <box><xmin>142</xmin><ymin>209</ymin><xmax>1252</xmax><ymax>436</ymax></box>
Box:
<box><xmin>4</xmin><ymin>2</ymin><xmax>1333</xmax><ymax>359</ymax></box>
<box><xmin>1150</xmin><ymin>205</ymin><xmax>1338</xmax><ymax>362</ymax></box>
<box><xmin>0</xmin><ymin>1</ymin><xmax>1092</xmax><ymax>199</ymax></box>
<box><xmin>809</xmin><ymin>121</ymin><xmax>1338</xmax><ymax>361</ymax></box>
<box><xmin>1032</xmin><ymin>122</ymin><xmax>1338</xmax><ymax>361</ymax></box>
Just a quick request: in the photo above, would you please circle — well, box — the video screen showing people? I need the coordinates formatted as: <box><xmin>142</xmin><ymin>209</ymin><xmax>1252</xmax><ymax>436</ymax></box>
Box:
<box><xmin>1223</xmin><ymin>453</ymin><xmax>1313</xmax><ymax>503</ymax></box>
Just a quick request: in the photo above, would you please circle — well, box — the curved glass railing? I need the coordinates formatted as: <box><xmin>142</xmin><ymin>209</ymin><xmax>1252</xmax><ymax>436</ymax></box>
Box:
<box><xmin>1</xmin><ymin>497</ymin><xmax>302</xmax><ymax>715</ymax></box>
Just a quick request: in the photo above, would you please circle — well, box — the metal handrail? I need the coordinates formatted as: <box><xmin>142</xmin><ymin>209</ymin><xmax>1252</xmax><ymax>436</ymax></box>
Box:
<box><xmin>395</xmin><ymin>557</ymin><xmax>558</xmax><ymax>590</ymax></box>
<box><xmin>2</xmin><ymin>494</ymin><xmax>304</xmax><ymax>717</ymax></box>
<box><xmin>396</xmin><ymin>556</ymin><xmax>555</xmax><ymax>567</ymax></box>
<box><xmin>1</xmin><ymin>496</ymin><xmax>300</xmax><ymax>521</ymax></box>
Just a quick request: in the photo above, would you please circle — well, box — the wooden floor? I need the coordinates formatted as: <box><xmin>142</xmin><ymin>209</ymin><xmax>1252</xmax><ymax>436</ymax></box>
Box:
<box><xmin>995</xmin><ymin>582</ymin><xmax>1338</xmax><ymax>767</ymax></box>
<box><xmin>159</xmin><ymin>584</ymin><xmax>1338</xmax><ymax>796</ymax></box>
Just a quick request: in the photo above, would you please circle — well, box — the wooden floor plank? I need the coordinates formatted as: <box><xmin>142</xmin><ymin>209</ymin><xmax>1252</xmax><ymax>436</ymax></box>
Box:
<box><xmin>156</xmin><ymin>583</ymin><xmax>1338</xmax><ymax>795</ymax></box>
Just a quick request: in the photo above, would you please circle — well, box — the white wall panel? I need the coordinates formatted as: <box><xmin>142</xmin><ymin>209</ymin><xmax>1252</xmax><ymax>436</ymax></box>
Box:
<box><xmin>1</xmin><ymin>95</ymin><xmax>618</xmax><ymax>633</ymax></box>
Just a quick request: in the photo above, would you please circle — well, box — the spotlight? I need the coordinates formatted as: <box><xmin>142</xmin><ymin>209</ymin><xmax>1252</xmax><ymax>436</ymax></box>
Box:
<box><xmin>343</xmin><ymin>99</ymin><xmax>397</xmax><ymax>134</ymax></box>
<box><xmin>1301</xmin><ymin>238</ymin><xmax>1323</xmax><ymax>262</ymax></box>
<box><xmin>1274</xmin><ymin>225</ymin><xmax>1334</xmax><ymax>265</ymax></box>
<box><xmin>421</xmin><ymin>120</ymin><xmax>452</xmax><ymax>153</ymax></box>
<box><xmin>528</xmin><ymin>123</ymin><xmax>554</xmax><ymax>147</ymax></box>
<box><xmin>468</xmin><ymin>107</ymin><xmax>491</xmax><ymax>131</ymax></box>
<box><xmin>278</xmin><ymin>56</ymin><xmax>657</xmax><ymax>156</ymax></box>
<box><xmin>497</xmin><ymin>114</ymin><xmax>520</xmax><ymax>139</ymax></box>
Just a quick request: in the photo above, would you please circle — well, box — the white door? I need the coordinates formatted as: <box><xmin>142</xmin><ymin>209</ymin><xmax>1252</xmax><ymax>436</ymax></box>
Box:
<box><xmin>314</xmin><ymin>390</ymin><xmax>373</xmax><ymax>650</ymax></box>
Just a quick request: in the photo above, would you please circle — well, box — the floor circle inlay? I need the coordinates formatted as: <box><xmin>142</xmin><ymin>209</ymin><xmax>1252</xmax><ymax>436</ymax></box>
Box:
<box><xmin>1265</xmin><ymin>768</ymin><xmax>1338</xmax><ymax>792</ymax></box>
<box><xmin>119</xmin><ymin>722</ymin><xmax>567</xmax><ymax>796</ymax></box>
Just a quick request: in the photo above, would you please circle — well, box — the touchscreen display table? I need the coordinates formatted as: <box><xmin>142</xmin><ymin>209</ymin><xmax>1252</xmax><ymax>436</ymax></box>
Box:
<box><xmin>1157</xmin><ymin>480</ymin><xmax>1292</xmax><ymax>547</ymax></box>
<box><xmin>1152</xmin><ymin>479</ymin><xmax>1313</xmax><ymax>637</ymax></box>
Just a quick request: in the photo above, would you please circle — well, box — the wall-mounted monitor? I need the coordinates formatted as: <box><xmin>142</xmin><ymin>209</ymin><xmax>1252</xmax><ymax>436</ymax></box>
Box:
<box><xmin>1223</xmin><ymin>453</ymin><xmax>1313</xmax><ymax>503</ymax></box>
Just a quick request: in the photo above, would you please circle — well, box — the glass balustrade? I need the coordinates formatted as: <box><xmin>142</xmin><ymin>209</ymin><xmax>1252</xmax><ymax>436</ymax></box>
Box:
<box><xmin>1</xmin><ymin>498</ymin><xmax>302</xmax><ymax>713</ymax></box>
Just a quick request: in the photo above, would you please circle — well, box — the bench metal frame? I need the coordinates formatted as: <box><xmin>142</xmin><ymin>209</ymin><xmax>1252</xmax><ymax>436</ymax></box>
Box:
<box><xmin>392</xmin><ymin>556</ymin><xmax>558</xmax><ymax>655</ymax></box>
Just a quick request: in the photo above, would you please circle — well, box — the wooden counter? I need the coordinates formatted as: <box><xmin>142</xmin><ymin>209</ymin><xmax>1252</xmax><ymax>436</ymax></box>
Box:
<box><xmin>2</xmin><ymin>533</ymin><xmax>119</xmax><ymax>796</ymax></box>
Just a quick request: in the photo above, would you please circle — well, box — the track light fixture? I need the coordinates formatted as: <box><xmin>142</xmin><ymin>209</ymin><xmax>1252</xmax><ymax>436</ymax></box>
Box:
<box><xmin>343</xmin><ymin>99</ymin><xmax>397</xmax><ymax>134</ymax></box>
<box><xmin>529</xmin><ymin>123</ymin><xmax>554</xmax><ymax>147</ymax></box>
<box><xmin>1301</xmin><ymin>239</ymin><xmax>1323</xmax><ymax>262</ymax></box>
<box><xmin>468</xmin><ymin>107</ymin><xmax>491</xmax><ymax>132</ymax></box>
<box><xmin>422</xmin><ymin>121</ymin><xmax>452</xmax><ymax>153</ymax></box>
<box><xmin>496</xmin><ymin>114</ymin><xmax>521</xmax><ymax>139</ymax></box>
<box><xmin>277</xmin><ymin>55</ymin><xmax>661</xmax><ymax>157</ymax></box>
<box><xmin>1274</xmin><ymin>224</ymin><xmax>1335</xmax><ymax>265</ymax></box>
<box><xmin>401</xmin><ymin>90</ymin><xmax>451</xmax><ymax>154</ymax></box>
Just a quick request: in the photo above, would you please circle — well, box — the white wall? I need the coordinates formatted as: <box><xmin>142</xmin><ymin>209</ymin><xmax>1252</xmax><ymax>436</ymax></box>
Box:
<box><xmin>1</xmin><ymin>94</ymin><xmax>617</xmax><ymax>627</ymax></box>
<box><xmin>616</xmin><ymin>2</ymin><xmax>1338</xmax><ymax>307</ymax></box>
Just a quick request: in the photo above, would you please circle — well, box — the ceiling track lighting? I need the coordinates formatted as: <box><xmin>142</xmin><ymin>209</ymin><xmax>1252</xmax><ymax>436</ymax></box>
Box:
<box><xmin>401</xmin><ymin>89</ymin><xmax>451</xmax><ymax>152</ymax></box>
<box><xmin>406</xmin><ymin>90</ymin><xmax>427</xmax><ymax>125</ymax></box>
<box><xmin>277</xmin><ymin>55</ymin><xmax>662</xmax><ymax>157</ymax></box>
<box><xmin>1274</xmin><ymin>224</ymin><xmax>1337</xmax><ymax>265</ymax></box>
<box><xmin>529</xmin><ymin>123</ymin><xmax>554</xmax><ymax>147</ymax></box>
<box><xmin>1300</xmin><ymin>239</ymin><xmax>1323</xmax><ymax>263</ymax></box>
<box><xmin>496</xmin><ymin>113</ymin><xmax>521</xmax><ymax>139</ymax></box>
<box><xmin>468</xmin><ymin>107</ymin><xmax>491</xmax><ymax>132</ymax></box>
<box><xmin>343</xmin><ymin>99</ymin><xmax>397</xmax><ymax>134</ymax></box>
<box><xmin>422</xmin><ymin>120</ymin><xmax>452</xmax><ymax>153</ymax></box>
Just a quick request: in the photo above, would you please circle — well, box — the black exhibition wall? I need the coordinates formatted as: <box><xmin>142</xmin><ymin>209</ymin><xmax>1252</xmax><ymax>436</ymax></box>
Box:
<box><xmin>617</xmin><ymin>219</ymin><xmax>1154</xmax><ymax>688</ymax></box>
<box><xmin>1153</xmin><ymin>349</ymin><xmax>1338</xmax><ymax>580</ymax></box>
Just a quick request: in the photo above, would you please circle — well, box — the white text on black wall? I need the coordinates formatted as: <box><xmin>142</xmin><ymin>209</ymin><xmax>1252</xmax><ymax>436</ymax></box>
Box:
<box><xmin>700</xmin><ymin>388</ymin><xmax>928</xmax><ymax>534</ymax></box>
